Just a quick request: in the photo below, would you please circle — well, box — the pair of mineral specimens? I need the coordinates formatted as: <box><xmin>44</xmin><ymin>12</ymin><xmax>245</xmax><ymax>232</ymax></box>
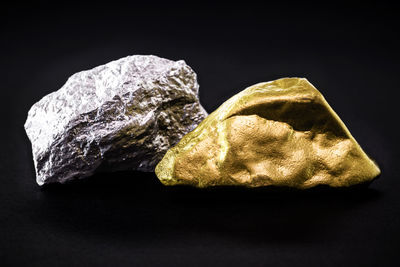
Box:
<box><xmin>25</xmin><ymin>55</ymin><xmax>380</xmax><ymax>188</ymax></box>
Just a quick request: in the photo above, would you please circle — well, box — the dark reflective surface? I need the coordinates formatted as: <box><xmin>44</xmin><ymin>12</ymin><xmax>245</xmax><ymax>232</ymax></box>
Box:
<box><xmin>37</xmin><ymin>172</ymin><xmax>381</xmax><ymax>243</ymax></box>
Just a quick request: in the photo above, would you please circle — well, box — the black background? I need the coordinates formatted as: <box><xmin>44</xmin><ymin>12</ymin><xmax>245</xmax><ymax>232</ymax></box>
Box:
<box><xmin>2</xmin><ymin>1</ymin><xmax>399</xmax><ymax>266</ymax></box>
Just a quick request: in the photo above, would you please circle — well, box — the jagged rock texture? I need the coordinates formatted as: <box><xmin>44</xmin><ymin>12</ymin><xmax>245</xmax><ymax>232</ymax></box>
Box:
<box><xmin>25</xmin><ymin>55</ymin><xmax>207</xmax><ymax>185</ymax></box>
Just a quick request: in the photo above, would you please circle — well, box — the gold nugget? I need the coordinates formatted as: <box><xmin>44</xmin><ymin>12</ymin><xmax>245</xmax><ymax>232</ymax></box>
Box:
<box><xmin>155</xmin><ymin>78</ymin><xmax>380</xmax><ymax>188</ymax></box>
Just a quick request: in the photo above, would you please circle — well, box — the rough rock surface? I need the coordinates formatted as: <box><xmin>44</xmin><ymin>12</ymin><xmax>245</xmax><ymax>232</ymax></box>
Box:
<box><xmin>156</xmin><ymin>78</ymin><xmax>380</xmax><ymax>188</ymax></box>
<box><xmin>25</xmin><ymin>55</ymin><xmax>207</xmax><ymax>185</ymax></box>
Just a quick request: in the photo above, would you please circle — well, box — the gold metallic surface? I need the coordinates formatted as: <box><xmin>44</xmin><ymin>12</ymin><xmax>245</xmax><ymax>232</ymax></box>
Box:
<box><xmin>155</xmin><ymin>78</ymin><xmax>380</xmax><ymax>189</ymax></box>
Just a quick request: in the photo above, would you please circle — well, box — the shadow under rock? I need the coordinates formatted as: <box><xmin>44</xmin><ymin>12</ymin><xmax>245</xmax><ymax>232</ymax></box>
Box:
<box><xmin>36</xmin><ymin>170</ymin><xmax>382</xmax><ymax>244</ymax></box>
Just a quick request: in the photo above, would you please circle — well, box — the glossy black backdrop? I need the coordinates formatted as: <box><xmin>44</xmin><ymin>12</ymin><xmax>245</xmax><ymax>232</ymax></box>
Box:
<box><xmin>1</xmin><ymin>1</ymin><xmax>399</xmax><ymax>266</ymax></box>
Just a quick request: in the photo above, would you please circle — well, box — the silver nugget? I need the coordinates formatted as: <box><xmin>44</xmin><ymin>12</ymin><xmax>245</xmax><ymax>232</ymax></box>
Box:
<box><xmin>24</xmin><ymin>55</ymin><xmax>207</xmax><ymax>185</ymax></box>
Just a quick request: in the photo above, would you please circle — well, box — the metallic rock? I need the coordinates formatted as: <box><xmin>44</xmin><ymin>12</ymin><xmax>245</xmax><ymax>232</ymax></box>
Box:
<box><xmin>25</xmin><ymin>55</ymin><xmax>207</xmax><ymax>185</ymax></box>
<box><xmin>156</xmin><ymin>78</ymin><xmax>380</xmax><ymax>188</ymax></box>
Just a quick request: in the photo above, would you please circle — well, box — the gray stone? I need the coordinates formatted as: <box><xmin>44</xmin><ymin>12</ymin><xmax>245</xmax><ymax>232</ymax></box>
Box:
<box><xmin>24</xmin><ymin>55</ymin><xmax>207</xmax><ymax>185</ymax></box>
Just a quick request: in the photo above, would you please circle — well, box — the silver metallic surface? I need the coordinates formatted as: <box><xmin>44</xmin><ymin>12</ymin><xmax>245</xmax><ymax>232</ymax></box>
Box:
<box><xmin>24</xmin><ymin>55</ymin><xmax>207</xmax><ymax>185</ymax></box>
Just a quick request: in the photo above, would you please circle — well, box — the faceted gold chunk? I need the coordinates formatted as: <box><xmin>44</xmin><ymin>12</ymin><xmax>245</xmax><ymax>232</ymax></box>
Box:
<box><xmin>155</xmin><ymin>78</ymin><xmax>380</xmax><ymax>189</ymax></box>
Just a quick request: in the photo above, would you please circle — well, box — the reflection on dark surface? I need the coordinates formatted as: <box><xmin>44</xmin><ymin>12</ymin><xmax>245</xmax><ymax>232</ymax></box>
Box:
<box><xmin>37</xmin><ymin>171</ymin><xmax>381</xmax><ymax>243</ymax></box>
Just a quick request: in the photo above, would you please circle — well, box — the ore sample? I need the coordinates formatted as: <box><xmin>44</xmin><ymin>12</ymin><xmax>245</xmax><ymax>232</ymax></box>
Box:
<box><xmin>155</xmin><ymin>77</ymin><xmax>380</xmax><ymax>188</ymax></box>
<box><xmin>25</xmin><ymin>55</ymin><xmax>207</xmax><ymax>185</ymax></box>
